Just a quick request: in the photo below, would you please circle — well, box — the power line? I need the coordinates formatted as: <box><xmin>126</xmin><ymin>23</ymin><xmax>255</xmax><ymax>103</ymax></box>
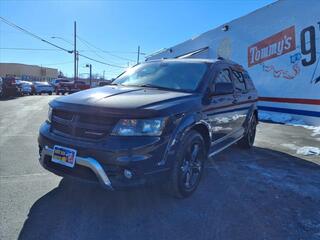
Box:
<box><xmin>78</xmin><ymin>53</ymin><xmax>126</xmax><ymax>68</ymax></box>
<box><xmin>77</xmin><ymin>36</ymin><xmax>113</xmax><ymax>61</ymax></box>
<box><xmin>76</xmin><ymin>36</ymin><xmax>104</xmax><ymax>59</ymax></box>
<box><xmin>77</xmin><ymin>35</ymin><xmax>135</xmax><ymax>62</ymax></box>
<box><xmin>76</xmin><ymin>38</ymin><xmax>127</xmax><ymax>66</ymax></box>
<box><xmin>0</xmin><ymin>16</ymin><xmax>73</xmax><ymax>53</ymax></box>
<box><xmin>0</xmin><ymin>47</ymin><xmax>63</xmax><ymax>51</ymax></box>
<box><xmin>0</xmin><ymin>47</ymin><xmax>148</xmax><ymax>55</ymax></box>
<box><xmin>0</xmin><ymin>17</ymin><xmax>127</xmax><ymax>68</ymax></box>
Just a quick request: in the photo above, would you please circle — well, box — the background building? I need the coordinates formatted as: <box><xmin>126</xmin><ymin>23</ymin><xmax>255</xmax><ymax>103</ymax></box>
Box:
<box><xmin>0</xmin><ymin>63</ymin><xmax>58</xmax><ymax>82</ymax></box>
<box><xmin>147</xmin><ymin>0</ymin><xmax>320</xmax><ymax>125</ymax></box>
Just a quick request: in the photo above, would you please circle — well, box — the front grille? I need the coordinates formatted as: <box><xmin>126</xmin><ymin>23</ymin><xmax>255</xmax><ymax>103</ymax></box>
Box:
<box><xmin>51</xmin><ymin>109</ymin><xmax>118</xmax><ymax>140</ymax></box>
<box><xmin>54</xmin><ymin>109</ymin><xmax>73</xmax><ymax>120</ymax></box>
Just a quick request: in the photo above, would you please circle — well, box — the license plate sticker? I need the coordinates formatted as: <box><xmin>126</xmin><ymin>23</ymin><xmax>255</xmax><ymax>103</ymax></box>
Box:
<box><xmin>52</xmin><ymin>145</ymin><xmax>77</xmax><ymax>168</ymax></box>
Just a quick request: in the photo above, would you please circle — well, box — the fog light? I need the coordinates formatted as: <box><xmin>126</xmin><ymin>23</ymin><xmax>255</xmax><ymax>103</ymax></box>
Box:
<box><xmin>124</xmin><ymin>169</ymin><xmax>133</xmax><ymax>179</ymax></box>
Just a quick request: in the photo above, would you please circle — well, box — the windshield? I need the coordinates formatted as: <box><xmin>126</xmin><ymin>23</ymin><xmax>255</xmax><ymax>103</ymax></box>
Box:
<box><xmin>113</xmin><ymin>61</ymin><xmax>208</xmax><ymax>92</ymax></box>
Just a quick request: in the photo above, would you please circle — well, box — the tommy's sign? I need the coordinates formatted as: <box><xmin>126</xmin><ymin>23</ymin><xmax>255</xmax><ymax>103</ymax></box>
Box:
<box><xmin>248</xmin><ymin>26</ymin><xmax>296</xmax><ymax>67</ymax></box>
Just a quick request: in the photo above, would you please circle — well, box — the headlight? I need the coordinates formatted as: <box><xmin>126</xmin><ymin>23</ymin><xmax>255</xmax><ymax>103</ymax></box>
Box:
<box><xmin>112</xmin><ymin>118</ymin><xmax>166</xmax><ymax>136</ymax></box>
<box><xmin>48</xmin><ymin>106</ymin><xmax>53</xmax><ymax>123</ymax></box>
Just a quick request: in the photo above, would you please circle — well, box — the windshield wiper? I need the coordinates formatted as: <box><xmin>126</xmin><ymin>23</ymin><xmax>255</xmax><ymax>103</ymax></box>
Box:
<box><xmin>138</xmin><ymin>84</ymin><xmax>176</xmax><ymax>91</ymax></box>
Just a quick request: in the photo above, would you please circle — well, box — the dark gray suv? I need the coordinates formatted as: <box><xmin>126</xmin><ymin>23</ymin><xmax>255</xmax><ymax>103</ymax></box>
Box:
<box><xmin>38</xmin><ymin>58</ymin><xmax>258</xmax><ymax>198</ymax></box>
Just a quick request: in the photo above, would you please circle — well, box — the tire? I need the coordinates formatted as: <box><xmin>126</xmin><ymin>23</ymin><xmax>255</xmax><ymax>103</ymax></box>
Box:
<box><xmin>49</xmin><ymin>92</ymin><xmax>52</xmax><ymax>95</ymax></box>
<box><xmin>239</xmin><ymin>113</ymin><xmax>257</xmax><ymax>149</ymax></box>
<box><xmin>167</xmin><ymin>130</ymin><xmax>206</xmax><ymax>198</ymax></box>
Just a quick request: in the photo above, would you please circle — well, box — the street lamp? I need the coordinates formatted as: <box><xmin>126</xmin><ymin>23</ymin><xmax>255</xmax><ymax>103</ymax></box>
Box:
<box><xmin>51</xmin><ymin>28</ymin><xmax>77</xmax><ymax>82</ymax></box>
<box><xmin>86</xmin><ymin>64</ymin><xmax>92</xmax><ymax>87</ymax></box>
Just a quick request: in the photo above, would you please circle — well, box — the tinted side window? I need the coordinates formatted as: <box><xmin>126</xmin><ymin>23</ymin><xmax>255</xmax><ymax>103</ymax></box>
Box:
<box><xmin>215</xmin><ymin>69</ymin><xmax>232</xmax><ymax>84</ymax></box>
<box><xmin>232</xmin><ymin>70</ymin><xmax>246</xmax><ymax>91</ymax></box>
<box><xmin>243</xmin><ymin>71</ymin><xmax>255</xmax><ymax>90</ymax></box>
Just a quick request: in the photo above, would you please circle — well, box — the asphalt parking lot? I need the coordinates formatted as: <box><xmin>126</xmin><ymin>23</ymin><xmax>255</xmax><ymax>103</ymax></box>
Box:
<box><xmin>0</xmin><ymin>95</ymin><xmax>319</xmax><ymax>240</ymax></box>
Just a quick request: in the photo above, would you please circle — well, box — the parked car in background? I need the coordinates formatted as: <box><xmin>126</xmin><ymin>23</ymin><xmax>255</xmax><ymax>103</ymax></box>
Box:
<box><xmin>19</xmin><ymin>81</ymin><xmax>33</xmax><ymax>95</ymax></box>
<box><xmin>38</xmin><ymin>58</ymin><xmax>258</xmax><ymax>198</ymax></box>
<box><xmin>0</xmin><ymin>76</ymin><xmax>21</xmax><ymax>97</ymax></box>
<box><xmin>56</xmin><ymin>80</ymin><xmax>90</xmax><ymax>95</ymax></box>
<box><xmin>51</xmin><ymin>78</ymin><xmax>70</xmax><ymax>92</ymax></box>
<box><xmin>98</xmin><ymin>80</ymin><xmax>111</xmax><ymax>87</ymax></box>
<box><xmin>33</xmin><ymin>81</ymin><xmax>54</xmax><ymax>95</ymax></box>
<box><xmin>0</xmin><ymin>77</ymin><xmax>3</xmax><ymax>97</ymax></box>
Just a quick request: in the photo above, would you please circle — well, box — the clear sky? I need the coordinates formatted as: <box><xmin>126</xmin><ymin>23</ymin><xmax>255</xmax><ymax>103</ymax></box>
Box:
<box><xmin>0</xmin><ymin>0</ymin><xmax>275</xmax><ymax>79</ymax></box>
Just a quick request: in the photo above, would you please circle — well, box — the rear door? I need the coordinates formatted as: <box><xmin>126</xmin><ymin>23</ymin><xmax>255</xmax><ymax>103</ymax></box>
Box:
<box><xmin>230</xmin><ymin>66</ymin><xmax>252</xmax><ymax>132</ymax></box>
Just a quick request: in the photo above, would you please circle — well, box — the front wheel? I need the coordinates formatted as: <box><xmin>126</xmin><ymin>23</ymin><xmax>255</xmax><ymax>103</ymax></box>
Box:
<box><xmin>167</xmin><ymin>130</ymin><xmax>206</xmax><ymax>198</ymax></box>
<box><xmin>239</xmin><ymin>113</ymin><xmax>257</xmax><ymax>148</ymax></box>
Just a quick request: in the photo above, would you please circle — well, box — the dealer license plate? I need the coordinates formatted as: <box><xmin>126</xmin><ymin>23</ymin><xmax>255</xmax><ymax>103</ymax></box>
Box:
<box><xmin>52</xmin><ymin>145</ymin><xmax>77</xmax><ymax>168</ymax></box>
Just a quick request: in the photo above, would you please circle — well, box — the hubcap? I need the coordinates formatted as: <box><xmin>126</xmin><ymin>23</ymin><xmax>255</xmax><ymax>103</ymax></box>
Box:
<box><xmin>180</xmin><ymin>143</ymin><xmax>202</xmax><ymax>189</ymax></box>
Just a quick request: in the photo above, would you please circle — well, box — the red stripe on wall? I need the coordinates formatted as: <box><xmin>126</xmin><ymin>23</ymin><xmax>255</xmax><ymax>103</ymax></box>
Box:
<box><xmin>259</xmin><ymin>97</ymin><xmax>320</xmax><ymax>105</ymax></box>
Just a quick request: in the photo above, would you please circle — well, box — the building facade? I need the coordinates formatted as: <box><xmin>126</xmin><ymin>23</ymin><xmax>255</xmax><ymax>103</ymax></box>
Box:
<box><xmin>0</xmin><ymin>63</ymin><xmax>58</xmax><ymax>82</ymax></box>
<box><xmin>146</xmin><ymin>0</ymin><xmax>320</xmax><ymax>125</ymax></box>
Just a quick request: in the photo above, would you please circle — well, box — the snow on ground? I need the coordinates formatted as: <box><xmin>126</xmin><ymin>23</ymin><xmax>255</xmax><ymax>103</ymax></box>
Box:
<box><xmin>281</xmin><ymin>143</ymin><xmax>320</xmax><ymax>156</ymax></box>
<box><xmin>259</xmin><ymin>111</ymin><xmax>320</xmax><ymax>136</ymax></box>
<box><xmin>258</xmin><ymin>111</ymin><xmax>305</xmax><ymax>125</ymax></box>
<box><xmin>296</xmin><ymin>146</ymin><xmax>320</xmax><ymax>156</ymax></box>
<box><xmin>295</xmin><ymin>125</ymin><xmax>320</xmax><ymax>137</ymax></box>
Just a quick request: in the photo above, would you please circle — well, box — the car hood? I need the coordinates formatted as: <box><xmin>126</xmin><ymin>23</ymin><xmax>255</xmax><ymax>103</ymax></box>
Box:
<box><xmin>51</xmin><ymin>85</ymin><xmax>201</xmax><ymax>117</ymax></box>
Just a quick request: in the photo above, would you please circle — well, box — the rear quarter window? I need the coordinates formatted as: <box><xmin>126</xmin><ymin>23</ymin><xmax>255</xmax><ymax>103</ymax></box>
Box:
<box><xmin>232</xmin><ymin>70</ymin><xmax>246</xmax><ymax>91</ymax></box>
<box><xmin>243</xmin><ymin>71</ymin><xmax>255</xmax><ymax>90</ymax></box>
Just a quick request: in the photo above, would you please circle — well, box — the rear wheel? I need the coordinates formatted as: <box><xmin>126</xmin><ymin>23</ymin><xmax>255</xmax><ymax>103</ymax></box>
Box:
<box><xmin>239</xmin><ymin>113</ymin><xmax>257</xmax><ymax>148</ymax></box>
<box><xmin>167</xmin><ymin>130</ymin><xmax>206</xmax><ymax>198</ymax></box>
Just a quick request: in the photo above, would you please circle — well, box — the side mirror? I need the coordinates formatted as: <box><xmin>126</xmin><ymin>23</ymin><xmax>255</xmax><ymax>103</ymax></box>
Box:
<box><xmin>213</xmin><ymin>82</ymin><xmax>234</xmax><ymax>95</ymax></box>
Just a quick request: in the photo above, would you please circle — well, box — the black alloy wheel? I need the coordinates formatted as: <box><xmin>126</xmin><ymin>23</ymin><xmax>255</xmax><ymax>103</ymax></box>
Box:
<box><xmin>168</xmin><ymin>130</ymin><xmax>206</xmax><ymax>198</ymax></box>
<box><xmin>239</xmin><ymin>114</ymin><xmax>257</xmax><ymax>148</ymax></box>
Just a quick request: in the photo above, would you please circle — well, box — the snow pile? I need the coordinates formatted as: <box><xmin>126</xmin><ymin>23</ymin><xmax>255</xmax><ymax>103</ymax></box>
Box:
<box><xmin>296</xmin><ymin>146</ymin><xmax>320</xmax><ymax>156</ymax></box>
<box><xmin>259</xmin><ymin>112</ymin><xmax>320</xmax><ymax>136</ymax></box>
<box><xmin>295</xmin><ymin>125</ymin><xmax>320</xmax><ymax>137</ymax></box>
<box><xmin>258</xmin><ymin>112</ymin><xmax>305</xmax><ymax>125</ymax></box>
<box><xmin>281</xmin><ymin>143</ymin><xmax>299</xmax><ymax>151</ymax></box>
<box><xmin>281</xmin><ymin>144</ymin><xmax>320</xmax><ymax>156</ymax></box>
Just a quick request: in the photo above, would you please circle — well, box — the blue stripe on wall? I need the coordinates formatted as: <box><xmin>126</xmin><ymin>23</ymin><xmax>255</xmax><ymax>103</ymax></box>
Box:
<box><xmin>258</xmin><ymin>106</ymin><xmax>320</xmax><ymax>117</ymax></box>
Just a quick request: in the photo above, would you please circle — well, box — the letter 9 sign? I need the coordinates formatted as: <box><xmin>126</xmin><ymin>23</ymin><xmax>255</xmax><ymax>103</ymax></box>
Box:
<box><xmin>300</xmin><ymin>26</ymin><xmax>317</xmax><ymax>66</ymax></box>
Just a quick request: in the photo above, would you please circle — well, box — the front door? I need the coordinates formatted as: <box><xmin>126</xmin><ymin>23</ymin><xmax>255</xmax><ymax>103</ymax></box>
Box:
<box><xmin>204</xmin><ymin>65</ymin><xmax>236</xmax><ymax>143</ymax></box>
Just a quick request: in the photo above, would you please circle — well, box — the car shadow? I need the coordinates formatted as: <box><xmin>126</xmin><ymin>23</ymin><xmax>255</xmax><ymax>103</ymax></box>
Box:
<box><xmin>18</xmin><ymin>146</ymin><xmax>320</xmax><ymax>240</ymax></box>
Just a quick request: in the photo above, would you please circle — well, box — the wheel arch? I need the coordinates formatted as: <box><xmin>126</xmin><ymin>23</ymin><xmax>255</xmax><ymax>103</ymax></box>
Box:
<box><xmin>190</xmin><ymin>123</ymin><xmax>211</xmax><ymax>155</ymax></box>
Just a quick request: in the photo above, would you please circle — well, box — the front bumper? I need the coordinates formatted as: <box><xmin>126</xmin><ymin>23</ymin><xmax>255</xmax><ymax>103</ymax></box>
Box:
<box><xmin>38</xmin><ymin>122</ymin><xmax>174</xmax><ymax>189</ymax></box>
<box><xmin>40</xmin><ymin>146</ymin><xmax>113</xmax><ymax>189</ymax></box>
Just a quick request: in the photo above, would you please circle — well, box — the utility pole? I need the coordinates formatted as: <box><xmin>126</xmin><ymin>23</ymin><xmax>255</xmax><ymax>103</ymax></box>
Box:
<box><xmin>137</xmin><ymin>45</ymin><xmax>140</xmax><ymax>64</ymax></box>
<box><xmin>89</xmin><ymin>64</ymin><xmax>92</xmax><ymax>87</ymax></box>
<box><xmin>74</xmin><ymin>21</ymin><xmax>77</xmax><ymax>81</ymax></box>
<box><xmin>76</xmin><ymin>51</ymin><xmax>79</xmax><ymax>81</ymax></box>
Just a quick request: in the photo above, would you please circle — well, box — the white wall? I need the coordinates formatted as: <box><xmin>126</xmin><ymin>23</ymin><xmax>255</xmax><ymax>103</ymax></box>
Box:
<box><xmin>147</xmin><ymin>0</ymin><xmax>320</xmax><ymax>125</ymax></box>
